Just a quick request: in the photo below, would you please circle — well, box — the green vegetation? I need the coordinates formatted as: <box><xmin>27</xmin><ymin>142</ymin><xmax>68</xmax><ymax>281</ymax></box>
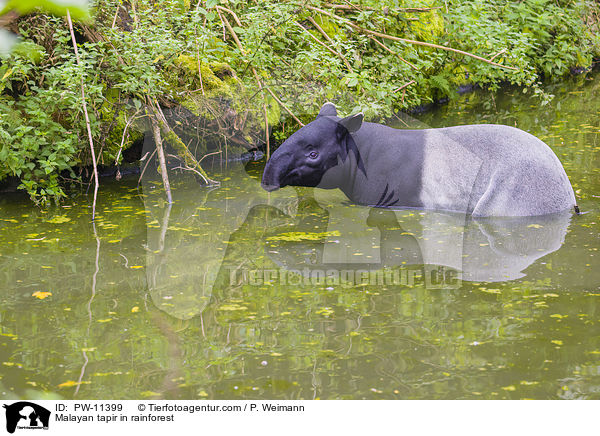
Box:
<box><xmin>1</xmin><ymin>0</ymin><xmax>599</xmax><ymax>204</ymax></box>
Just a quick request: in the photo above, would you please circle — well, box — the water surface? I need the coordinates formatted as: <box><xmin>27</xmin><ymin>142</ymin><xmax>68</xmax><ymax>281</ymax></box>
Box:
<box><xmin>1</xmin><ymin>76</ymin><xmax>599</xmax><ymax>399</ymax></box>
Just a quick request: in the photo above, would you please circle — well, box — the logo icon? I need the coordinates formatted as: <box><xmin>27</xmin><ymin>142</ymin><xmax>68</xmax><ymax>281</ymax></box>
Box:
<box><xmin>2</xmin><ymin>402</ymin><xmax>50</xmax><ymax>433</ymax></box>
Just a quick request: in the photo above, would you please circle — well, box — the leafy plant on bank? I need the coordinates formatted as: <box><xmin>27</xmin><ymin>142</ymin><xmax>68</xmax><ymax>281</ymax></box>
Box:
<box><xmin>0</xmin><ymin>0</ymin><xmax>599</xmax><ymax>204</ymax></box>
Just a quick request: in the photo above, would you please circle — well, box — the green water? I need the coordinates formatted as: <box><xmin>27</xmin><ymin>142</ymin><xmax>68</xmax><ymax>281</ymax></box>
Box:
<box><xmin>1</xmin><ymin>76</ymin><xmax>599</xmax><ymax>400</ymax></box>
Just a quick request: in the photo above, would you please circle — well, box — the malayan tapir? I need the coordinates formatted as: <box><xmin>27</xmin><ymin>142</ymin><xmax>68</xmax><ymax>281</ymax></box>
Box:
<box><xmin>261</xmin><ymin>102</ymin><xmax>577</xmax><ymax>217</ymax></box>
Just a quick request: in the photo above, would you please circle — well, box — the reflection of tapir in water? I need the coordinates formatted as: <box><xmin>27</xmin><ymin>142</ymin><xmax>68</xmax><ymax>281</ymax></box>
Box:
<box><xmin>262</xmin><ymin>102</ymin><xmax>578</xmax><ymax>217</ymax></box>
<box><xmin>265</xmin><ymin>201</ymin><xmax>423</xmax><ymax>271</ymax></box>
<box><xmin>263</xmin><ymin>196</ymin><xmax>572</xmax><ymax>282</ymax></box>
<box><xmin>3</xmin><ymin>402</ymin><xmax>50</xmax><ymax>434</ymax></box>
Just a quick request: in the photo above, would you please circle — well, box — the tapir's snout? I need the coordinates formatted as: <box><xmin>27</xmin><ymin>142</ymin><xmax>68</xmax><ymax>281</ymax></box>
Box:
<box><xmin>261</xmin><ymin>152</ymin><xmax>288</xmax><ymax>192</ymax></box>
<box><xmin>261</xmin><ymin>181</ymin><xmax>280</xmax><ymax>192</ymax></box>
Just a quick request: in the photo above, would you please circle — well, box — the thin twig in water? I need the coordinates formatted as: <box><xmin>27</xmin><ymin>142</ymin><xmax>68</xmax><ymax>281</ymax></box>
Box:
<box><xmin>119</xmin><ymin>253</ymin><xmax>129</xmax><ymax>268</ymax></box>
<box><xmin>198</xmin><ymin>150</ymin><xmax>223</xmax><ymax>164</ymax></box>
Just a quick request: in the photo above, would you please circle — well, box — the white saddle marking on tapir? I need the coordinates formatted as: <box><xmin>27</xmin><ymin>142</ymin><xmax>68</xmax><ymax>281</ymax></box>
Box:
<box><xmin>419</xmin><ymin>129</ymin><xmax>484</xmax><ymax>214</ymax></box>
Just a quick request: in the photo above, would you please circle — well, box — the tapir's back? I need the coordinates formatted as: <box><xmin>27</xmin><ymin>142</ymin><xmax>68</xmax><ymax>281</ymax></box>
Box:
<box><xmin>415</xmin><ymin>124</ymin><xmax>576</xmax><ymax>216</ymax></box>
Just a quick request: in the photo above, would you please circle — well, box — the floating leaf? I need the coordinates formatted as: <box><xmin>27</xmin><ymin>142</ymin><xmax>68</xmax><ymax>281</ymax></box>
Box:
<box><xmin>45</xmin><ymin>216</ymin><xmax>71</xmax><ymax>224</ymax></box>
<box><xmin>32</xmin><ymin>291</ymin><xmax>52</xmax><ymax>299</ymax></box>
<box><xmin>131</xmin><ymin>306</ymin><xmax>140</xmax><ymax>313</ymax></box>
<box><xmin>140</xmin><ymin>391</ymin><xmax>161</xmax><ymax>397</ymax></box>
<box><xmin>58</xmin><ymin>380</ymin><xmax>90</xmax><ymax>388</ymax></box>
<box><xmin>267</xmin><ymin>231</ymin><xmax>341</xmax><ymax>242</ymax></box>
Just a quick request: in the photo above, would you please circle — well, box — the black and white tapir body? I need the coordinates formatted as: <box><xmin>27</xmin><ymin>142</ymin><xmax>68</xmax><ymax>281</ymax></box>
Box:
<box><xmin>261</xmin><ymin>102</ymin><xmax>577</xmax><ymax>217</ymax></box>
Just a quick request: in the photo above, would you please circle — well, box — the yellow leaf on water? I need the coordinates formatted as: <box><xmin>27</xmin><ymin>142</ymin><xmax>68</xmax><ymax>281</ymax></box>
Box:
<box><xmin>46</xmin><ymin>216</ymin><xmax>71</xmax><ymax>224</ymax></box>
<box><xmin>551</xmin><ymin>340</ymin><xmax>563</xmax><ymax>346</ymax></box>
<box><xmin>131</xmin><ymin>306</ymin><xmax>140</xmax><ymax>313</ymax></box>
<box><xmin>266</xmin><ymin>230</ymin><xmax>341</xmax><ymax>242</ymax></box>
<box><xmin>32</xmin><ymin>291</ymin><xmax>52</xmax><ymax>299</ymax></box>
<box><xmin>97</xmin><ymin>318</ymin><xmax>113</xmax><ymax>323</ymax></box>
<box><xmin>58</xmin><ymin>380</ymin><xmax>90</xmax><ymax>388</ymax></box>
<box><xmin>130</xmin><ymin>265</ymin><xmax>144</xmax><ymax>269</ymax></box>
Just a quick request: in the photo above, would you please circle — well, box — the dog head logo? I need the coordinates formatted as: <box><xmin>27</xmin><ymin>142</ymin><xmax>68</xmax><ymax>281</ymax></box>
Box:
<box><xmin>2</xmin><ymin>402</ymin><xmax>50</xmax><ymax>433</ymax></box>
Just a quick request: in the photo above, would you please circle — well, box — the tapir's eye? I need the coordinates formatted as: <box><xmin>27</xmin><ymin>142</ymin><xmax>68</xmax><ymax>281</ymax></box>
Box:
<box><xmin>308</xmin><ymin>151</ymin><xmax>319</xmax><ymax>159</ymax></box>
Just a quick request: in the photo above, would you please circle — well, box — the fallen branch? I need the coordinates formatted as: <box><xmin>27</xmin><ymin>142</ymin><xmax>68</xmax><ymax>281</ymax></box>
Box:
<box><xmin>396</xmin><ymin>6</ymin><xmax>444</xmax><ymax>12</ymax></box>
<box><xmin>306</xmin><ymin>16</ymin><xmax>355</xmax><ymax>73</ymax></box>
<box><xmin>324</xmin><ymin>4</ymin><xmax>443</xmax><ymax>13</ymax></box>
<box><xmin>368</xmin><ymin>35</ymin><xmax>418</xmax><ymax>70</ymax></box>
<box><xmin>194</xmin><ymin>26</ymin><xmax>205</xmax><ymax>96</ymax></box>
<box><xmin>67</xmin><ymin>9</ymin><xmax>99</xmax><ymax>221</ymax></box>
<box><xmin>114</xmin><ymin>109</ymin><xmax>142</xmax><ymax>166</ymax></box>
<box><xmin>391</xmin><ymin>80</ymin><xmax>416</xmax><ymax>94</ymax></box>
<box><xmin>324</xmin><ymin>3</ymin><xmax>370</xmax><ymax>11</ymax></box>
<box><xmin>153</xmin><ymin>100</ymin><xmax>217</xmax><ymax>185</ymax></box>
<box><xmin>218</xmin><ymin>10</ymin><xmax>245</xmax><ymax>55</ymax></box>
<box><xmin>264</xmin><ymin>86</ymin><xmax>305</xmax><ymax>127</ymax></box>
<box><xmin>489</xmin><ymin>48</ymin><xmax>507</xmax><ymax>62</ymax></box>
<box><xmin>198</xmin><ymin>150</ymin><xmax>223</xmax><ymax>164</ymax></box>
<box><xmin>308</xmin><ymin>5</ymin><xmax>519</xmax><ymax>71</ymax></box>
<box><xmin>294</xmin><ymin>21</ymin><xmax>354</xmax><ymax>73</ymax></box>
<box><xmin>147</xmin><ymin>102</ymin><xmax>173</xmax><ymax>204</ymax></box>
<box><xmin>215</xmin><ymin>5</ymin><xmax>242</xmax><ymax>27</ymax></box>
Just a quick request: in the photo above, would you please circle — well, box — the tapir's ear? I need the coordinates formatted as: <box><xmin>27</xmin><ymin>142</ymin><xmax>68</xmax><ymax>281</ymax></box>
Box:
<box><xmin>318</xmin><ymin>102</ymin><xmax>337</xmax><ymax>117</ymax></box>
<box><xmin>339</xmin><ymin>113</ymin><xmax>363</xmax><ymax>133</ymax></box>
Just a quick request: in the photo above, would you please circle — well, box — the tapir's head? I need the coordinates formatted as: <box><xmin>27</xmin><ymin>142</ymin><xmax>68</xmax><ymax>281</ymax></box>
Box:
<box><xmin>261</xmin><ymin>102</ymin><xmax>365</xmax><ymax>191</ymax></box>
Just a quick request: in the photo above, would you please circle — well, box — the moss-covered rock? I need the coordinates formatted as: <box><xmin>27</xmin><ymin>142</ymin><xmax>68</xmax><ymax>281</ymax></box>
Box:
<box><xmin>173</xmin><ymin>55</ymin><xmax>237</xmax><ymax>98</ymax></box>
